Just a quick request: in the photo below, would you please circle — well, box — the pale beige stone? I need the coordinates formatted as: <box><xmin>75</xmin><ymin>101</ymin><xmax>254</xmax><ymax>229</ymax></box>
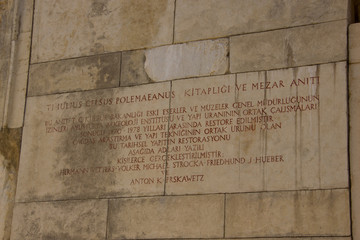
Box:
<box><xmin>19</xmin><ymin>0</ymin><xmax>34</xmax><ymax>33</ymax></box>
<box><xmin>225</xmin><ymin>189</ymin><xmax>350</xmax><ymax>237</ymax></box>
<box><xmin>121</xmin><ymin>50</ymin><xmax>151</xmax><ymax>87</ymax></box>
<box><xmin>175</xmin><ymin>0</ymin><xmax>349</xmax><ymax>43</ymax></box>
<box><xmin>166</xmin><ymin>62</ymin><xmax>347</xmax><ymax>195</ymax></box>
<box><xmin>107</xmin><ymin>195</ymin><xmax>224</xmax><ymax>239</ymax></box>
<box><xmin>10</xmin><ymin>200</ymin><xmax>107</xmax><ymax>240</ymax></box>
<box><xmin>144</xmin><ymin>39</ymin><xmax>229</xmax><ymax>81</ymax></box>
<box><xmin>6</xmin><ymin>31</ymin><xmax>31</xmax><ymax>128</ymax></box>
<box><xmin>31</xmin><ymin>0</ymin><xmax>175</xmax><ymax>63</ymax></box>
<box><xmin>16</xmin><ymin>82</ymin><xmax>171</xmax><ymax>201</ymax></box>
<box><xmin>1</xmin><ymin>0</ymin><xmax>33</xmax><ymax>128</ymax></box>
<box><xmin>350</xmin><ymin>63</ymin><xmax>360</xmax><ymax>240</ymax></box>
<box><xmin>350</xmin><ymin>23</ymin><xmax>360</xmax><ymax>64</ymax></box>
<box><xmin>28</xmin><ymin>53</ymin><xmax>121</xmax><ymax>96</ymax></box>
<box><xmin>230</xmin><ymin>20</ymin><xmax>347</xmax><ymax>73</ymax></box>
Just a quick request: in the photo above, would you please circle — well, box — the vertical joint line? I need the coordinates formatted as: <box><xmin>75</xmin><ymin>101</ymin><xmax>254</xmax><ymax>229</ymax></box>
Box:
<box><xmin>118</xmin><ymin>52</ymin><xmax>122</xmax><ymax>87</ymax></box>
<box><xmin>172</xmin><ymin>0</ymin><xmax>177</xmax><ymax>44</ymax></box>
<box><xmin>105</xmin><ymin>199</ymin><xmax>110</xmax><ymax>239</ymax></box>
<box><xmin>164</xmin><ymin>81</ymin><xmax>173</xmax><ymax>195</ymax></box>
<box><xmin>223</xmin><ymin>193</ymin><xmax>227</xmax><ymax>238</ymax></box>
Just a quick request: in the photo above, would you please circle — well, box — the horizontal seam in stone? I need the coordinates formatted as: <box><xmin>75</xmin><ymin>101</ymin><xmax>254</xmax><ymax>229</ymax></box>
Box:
<box><xmin>30</xmin><ymin>18</ymin><xmax>348</xmax><ymax>65</ymax></box>
<box><xmin>14</xmin><ymin>187</ymin><xmax>349</xmax><ymax>204</ymax></box>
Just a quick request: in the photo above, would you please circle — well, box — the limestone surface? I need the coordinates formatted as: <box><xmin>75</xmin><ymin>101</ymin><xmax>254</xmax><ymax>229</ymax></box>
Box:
<box><xmin>350</xmin><ymin>24</ymin><xmax>360</xmax><ymax>64</ymax></box>
<box><xmin>121</xmin><ymin>50</ymin><xmax>151</xmax><ymax>86</ymax></box>
<box><xmin>10</xmin><ymin>200</ymin><xmax>107</xmax><ymax>240</ymax></box>
<box><xmin>230</xmin><ymin>20</ymin><xmax>347</xmax><ymax>73</ymax></box>
<box><xmin>108</xmin><ymin>195</ymin><xmax>224</xmax><ymax>239</ymax></box>
<box><xmin>225</xmin><ymin>189</ymin><xmax>350</xmax><ymax>237</ymax></box>
<box><xmin>31</xmin><ymin>0</ymin><xmax>175</xmax><ymax>62</ymax></box>
<box><xmin>175</xmin><ymin>0</ymin><xmax>349</xmax><ymax>42</ymax></box>
<box><xmin>16</xmin><ymin>82</ymin><xmax>171</xmax><ymax>201</ymax></box>
<box><xmin>166</xmin><ymin>62</ymin><xmax>347</xmax><ymax>195</ymax></box>
<box><xmin>145</xmin><ymin>39</ymin><xmax>228</xmax><ymax>81</ymax></box>
<box><xmin>28</xmin><ymin>53</ymin><xmax>121</xmax><ymax>96</ymax></box>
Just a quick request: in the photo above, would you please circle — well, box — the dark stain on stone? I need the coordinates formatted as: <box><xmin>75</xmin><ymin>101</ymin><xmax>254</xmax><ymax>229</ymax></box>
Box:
<box><xmin>285</xmin><ymin>36</ymin><xmax>294</xmax><ymax>67</ymax></box>
<box><xmin>95</xmin><ymin>53</ymin><xmax>121</xmax><ymax>88</ymax></box>
<box><xmin>88</xmin><ymin>0</ymin><xmax>110</xmax><ymax>17</ymax></box>
<box><xmin>268</xmin><ymin>0</ymin><xmax>286</xmax><ymax>19</ymax></box>
<box><xmin>121</xmin><ymin>50</ymin><xmax>151</xmax><ymax>86</ymax></box>
<box><xmin>90</xmin><ymin>42</ymin><xmax>105</xmax><ymax>54</ymax></box>
<box><xmin>0</xmin><ymin>127</ymin><xmax>22</xmax><ymax>171</ymax></box>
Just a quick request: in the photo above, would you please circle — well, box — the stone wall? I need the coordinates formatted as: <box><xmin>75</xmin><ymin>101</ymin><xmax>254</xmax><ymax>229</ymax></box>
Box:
<box><xmin>0</xmin><ymin>0</ymin><xmax>357</xmax><ymax>239</ymax></box>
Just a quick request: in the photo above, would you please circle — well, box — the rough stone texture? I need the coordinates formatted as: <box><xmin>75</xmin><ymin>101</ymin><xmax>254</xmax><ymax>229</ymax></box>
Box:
<box><xmin>175</xmin><ymin>0</ymin><xmax>349</xmax><ymax>43</ymax></box>
<box><xmin>121</xmin><ymin>50</ymin><xmax>151</xmax><ymax>87</ymax></box>
<box><xmin>145</xmin><ymin>39</ymin><xmax>229</xmax><ymax>81</ymax></box>
<box><xmin>225</xmin><ymin>189</ymin><xmax>350</xmax><ymax>237</ymax></box>
<box><xmin>16</xmin><ymin>82</ymin><xmax>171</xmax><ymax>201</ymax></box>
<box><xmin>108</xmin><ymin>195</ymin><xmax>224</xmax><ymax>239</ymax></box>
<box><xmin>31</xmin><ymin>0</ymin><xmax>175</xmax><ymax>63</ymax></box>
<box><xmin>166</xmin><ymin>62</ymin><xmax>347</xmax><ymax>195</ymax></box>
<box><xmin>350</xmin><ymin>61</ymin><xmax>360</xmax><ymax>240</ymax></box>
<box><xmin>350</xmin><ymin>23</ymin><xmax>360</xmax><ymax>63</ymax></box>
<box><xmin>10</xmin><ymin>200</ymin><xmax>107</xmax><ymax>240</ymax></box>
<box><xmin>230</xmin><ymin>20</ymin><xmax>347</xmax><ymax>73</ymax></box>
<box><xmin>28</xmin><ymin>53</ymin><xmax>121</xmax><ymax>96</ymax></box>
<box><xmin>0</xmin><ymin>128</ymin><xmax>22</xmax><ymax>240</ymax></box>
<box><xmin>1</xmin><ymin>0</ymin><xmax>33</xmax><ymax>128</ymax></box>
<box><xmin>0</xmin><ymin>0</ymin><xmax>13</xmax><ymax>129</ymax></box>
<box><xmin>6</xmin><ymin>31</ymin><xmax>31</xmax><ymax>128</ymax></box>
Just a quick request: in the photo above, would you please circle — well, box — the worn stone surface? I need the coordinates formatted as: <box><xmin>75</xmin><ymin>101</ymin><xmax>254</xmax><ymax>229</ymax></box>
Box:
<box><xmin>0</xmin><ymin>128</ymin><xmax>22</xmax><ymax>240</ymax></box>
<box><xmin>28</xmin><ymin>53</ymin><xmax>121</xmax><ymax>96</ymax></box>
<box><xmin>350</xmin><ymin>23</ymin><xmax>360</xmax><ymax>63</ymax></box>
<box><xmin>175</xmin><ymin>0</ymin><xmax>349</xmax><ymax>43</ymax></box>
<box><xmin>0</xmin><ymin>0</ymin><xmax>14</xmax><ymax>129</ymax></box>
<box><xmin>6</xmin><ymin>31</ymin><xmax>31</xmax><ymax>128</ymax></box>
<box><xmin>10</xmin><ymin>199</ymin><xmax>107</xmax><ymax>240</ymax></box>
<box><xmin>108</xmin><ymin>195</ymin><xmax>224</xmax><ymax>239</ymax></box>
<box><xmin>145</xmin><ymin>39</ymin><xmax>228</xmax><ymax>82</ymax></box>
<box><xmin>1</xmin><ymin>0</ymin><xmax>33</xmax><ymax>128</ymax></box>
<box><xmin>16</xmin><ymin>82</ymin><xmax>171</xmax><ymax>201</ymax></box>
<box><xmin>121</xmin><ymin>50</ymin><xmax>151</xmax><ymax>87</ymax></box>
<box><xmin>350</xmin><ymin>62</ymin><xmax>360</xmax><ymax>240</ymax></box>
<box><xmin>31</xmin><ymin>0</ymin><xmax>175</xmax><ymax>63</ymax></box>
<box><xmin>225</xmin><ymin>189</ymin><xmax>350</xmax><ymax>237</ymax></box>
<box><xmin>166</xmin><ymin>62</ymin><xmax>347</xmax><ymax>195</ymax></box>
<box><xmin>230</xmin><ymin>20</ymin><xmax>347</xmax><ymax>73</ymax></box>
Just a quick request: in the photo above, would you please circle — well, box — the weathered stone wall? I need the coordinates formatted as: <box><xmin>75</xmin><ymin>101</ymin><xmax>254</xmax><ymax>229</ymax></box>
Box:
<box><xmin>0</xmin><ymin>0</ymin><xmax>357</xmax><ymax>239</ymax></box>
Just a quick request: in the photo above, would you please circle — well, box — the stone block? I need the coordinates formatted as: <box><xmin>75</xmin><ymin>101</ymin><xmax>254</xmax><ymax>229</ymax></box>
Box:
<box><xmin>175</xmin><ymin>0</ymin><xmax>349</xmax><ymax>42</ymax></box>
<box><xmin>350</xmin><ymin>23</ymin><xmax>360</xmax><ymax>64</ymax></box>
<box><xmin>31</xmin><ymin>0</ymin><xmax>175</xmax><ymax>63</ymax></box>
<box><xmin>225</xmin><ymin>189</ymin><xmax>351</xmax><ymax>237</ymax></box>
<box><xmin>166</xmin><ymin>62</ymin><xmax>347</xmax><ymax>195</ymax></box>
<box><xmin>107</xmin><ymin>195</ymin><xmax>224</xmax><ymax>239</ymax></box>
<box><xmin>28</xmin><ymin>53</ymin><xmax>121</xmax><ymax>96</ymax></box>
<box><xmin>144</xmin><ymin>39</ymin><xmax>228</xmax><ymax>82</ymax></box>
<box><xmin>16</xmin><ymin>82</ymin><xmax>171</xmax><ymax>201</ymax></box>
<box><xmin>350</xmin><ymin>63</ymin><xmax>360</xmax><ymax>240</ymax></box>
<box><xmin>230</xmin><ymin>20</ymin><xmax>347</xmax><ymax>73</ymax></box>
<box><xmin>10</xmin><ymin>200</ymin><xmax>107</xmax><ymax>240</ymax></box>
<box><xmin>121</xmin><ymin>50</ymin><xmax>151</xmax><ymax>87</ymax></box>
